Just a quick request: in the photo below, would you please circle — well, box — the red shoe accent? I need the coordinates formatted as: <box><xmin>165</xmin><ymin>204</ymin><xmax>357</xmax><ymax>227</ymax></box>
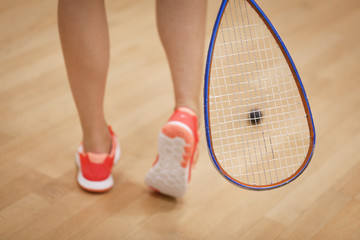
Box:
<box><xmin>152</xmin><ymin>155</ymin><xmax>159</xmax><ymax>167</ymax></box>
<box><xmin>79</xmin><ymin>154</ymin><xmax>114</xmax><ymax>181</ymax></box>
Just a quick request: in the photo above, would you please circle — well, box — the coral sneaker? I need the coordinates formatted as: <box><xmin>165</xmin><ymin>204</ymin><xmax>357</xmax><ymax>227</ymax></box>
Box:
<box><xmin>75</xmin><ymin>127</ymin><xmax>121</xmax><ymax>192</ymax></box>
<box><xmin>145</xmin><ymin>107</ymin><xmax>199</xmax><ymax>198</ymax></box>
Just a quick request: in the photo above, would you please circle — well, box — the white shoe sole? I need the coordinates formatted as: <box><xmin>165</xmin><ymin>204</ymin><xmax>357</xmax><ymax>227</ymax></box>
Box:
<box><xmin>145</xmin><ymin>122</ymin><xmax>193</xmax><ymax>198</ymax></box>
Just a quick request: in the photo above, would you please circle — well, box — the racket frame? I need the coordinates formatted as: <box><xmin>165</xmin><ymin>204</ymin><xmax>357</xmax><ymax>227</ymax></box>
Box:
<box><xmin>204</xmin><ymin>0</ymin><xmax>316</xmax><ymax>190</ymax></box>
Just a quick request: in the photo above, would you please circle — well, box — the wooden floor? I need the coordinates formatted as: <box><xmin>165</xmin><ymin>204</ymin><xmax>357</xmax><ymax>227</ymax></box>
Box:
<box><xmin>1</xmin><ymin>0</ymin><xmax>359</xmax><ymax>239</ymax></box>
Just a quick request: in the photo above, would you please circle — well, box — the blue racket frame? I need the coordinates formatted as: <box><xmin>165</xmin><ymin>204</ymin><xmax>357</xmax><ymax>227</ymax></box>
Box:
<box><xmin>204</xmin><ymin>0</ymin><xmax>316</xmax><ymax>190</ymax></box>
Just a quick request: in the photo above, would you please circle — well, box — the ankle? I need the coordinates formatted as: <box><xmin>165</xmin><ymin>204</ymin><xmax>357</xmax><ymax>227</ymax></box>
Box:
<box><xmin>82</xmin><ymin>128</ymin><xmax>112</xmax><ymax>154</ymax></box>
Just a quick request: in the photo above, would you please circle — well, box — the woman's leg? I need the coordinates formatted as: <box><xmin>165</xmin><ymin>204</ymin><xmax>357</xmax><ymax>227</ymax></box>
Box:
<box><xmin>58</xmin><ymin>0</ymin><xmax>111</xmax><ymax>154</ymax></box>
<box><xmin>156</xmin><ymin>0</ymin><xmax>207</xmax><ymax>119</ymax></box>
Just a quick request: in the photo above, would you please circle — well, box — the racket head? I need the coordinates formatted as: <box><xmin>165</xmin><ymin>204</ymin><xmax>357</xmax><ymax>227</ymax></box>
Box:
<box><xmin>204</xmin><ymin>0</ymin><xmax>316</xmax><ymax>190</ymax></box>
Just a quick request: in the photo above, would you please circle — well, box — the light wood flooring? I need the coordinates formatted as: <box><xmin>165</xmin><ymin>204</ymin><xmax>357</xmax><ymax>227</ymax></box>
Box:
<box><xmin>0</xmin><ymin>0</ymin><xmax>359</xmax><ymax>239</ymax></box>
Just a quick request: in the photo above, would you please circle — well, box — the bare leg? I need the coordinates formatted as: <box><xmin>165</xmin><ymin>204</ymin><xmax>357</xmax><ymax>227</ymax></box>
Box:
<box><xmin>156</xmin><ymin>0</ymin><xmax>207</xmax><ymax>119</ymax></box>
<box><xmin>58</xmin><ymin>0</ymin><xmax>111</xmax><ymax>153</ymax></box>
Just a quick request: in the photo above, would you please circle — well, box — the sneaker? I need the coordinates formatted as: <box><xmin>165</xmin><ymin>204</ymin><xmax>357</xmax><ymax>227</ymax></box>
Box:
<box><xmin>75</xmin><ymin>126</ymin><xmax>121</xmax><ymax>192</ymax></box>
<box><xmin>145</xmin><ymin>107</ymin><xmax>199</xmax><ymax>198</ymax></box>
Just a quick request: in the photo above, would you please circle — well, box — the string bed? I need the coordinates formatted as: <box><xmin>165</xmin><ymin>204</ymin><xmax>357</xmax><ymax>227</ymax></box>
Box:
<box><xmin>208</xmin><ymin>0</ymin><xmax>310</xmax><ymax>186</ymax></box>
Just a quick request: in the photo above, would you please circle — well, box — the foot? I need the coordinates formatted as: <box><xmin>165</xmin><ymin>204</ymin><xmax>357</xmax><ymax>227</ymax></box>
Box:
<box><xmin>75</xmin><ymin>126</ymin><xmax>121</xmax><ymax>192</ymax></box>
<box><xmin>145</xmin><ymin>107</ymin><xmax>199</xmax><ymax>198</ymax></box>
